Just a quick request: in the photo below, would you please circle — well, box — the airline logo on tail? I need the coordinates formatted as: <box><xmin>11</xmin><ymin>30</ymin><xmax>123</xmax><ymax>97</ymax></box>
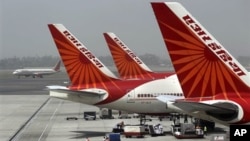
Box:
<box><xmin>151</xmin><ymin>2</ymin><xmax>250</xmax><ymax>99</ymax></box>
<box><xmin>182</xmin><ymin>15</ymin><xmax>245</xmax><ymax>77</ymax></box>
<box><xmin>48</xmin><ymin>24</ymin><xmax>119</xmax><ymax>89</ymax></box>
<box><xmin>112</xmin><ymin>36</ymin><xmax>143</xmax><ymax>65</ymax></box>
<box><xmin>103</xmin><ymin>32</ymin><xmax>154</xmax><ymax>79</ymax></box>
<box><xmin>63</xmin><ymin>31</ymin><xmax>104</xmax><ymax>68</ymax></box>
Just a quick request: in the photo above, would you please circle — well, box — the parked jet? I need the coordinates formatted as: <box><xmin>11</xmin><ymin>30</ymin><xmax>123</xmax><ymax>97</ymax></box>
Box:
<box><xmin>152</xmin><ymin>2</ymin><xmax>250</xmax><ymax>125</ymax></box>
<box><xmin>13</xmin><ymin>60</ymin><xmax>61</xmax><ymax>78</ymax></box>
<box><xmin>103</xmin><ymin>32</ymin><xmax>174</xmax><ymax>79</ymax></box>
<box><xmin>47</xmin><ymin>24</ymin><xmax>184</xmax><ymax>115</ymax></box>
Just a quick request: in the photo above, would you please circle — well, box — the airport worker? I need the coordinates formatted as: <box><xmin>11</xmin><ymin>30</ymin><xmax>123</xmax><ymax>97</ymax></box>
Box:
<box><xmin>204</xmin><ymin>126</ymin><xmax>207</xmax><ymax>136</ymax></box>
<box><xmin>103</xmin><ymin>136</ymin><xmax>109</xmax><ymax>141</ymax></box>
<box><xmin>184</xmin><ymin>114</ymin><xmax>188</xmax><ymax>123</ymax></box>
<box><xmin>116</xmin><ymin>121</ymin><xmax>124</xmax><ymax>129</ymax></box>
<box><xmin>120</xmin><ymin>121</ymin><xmax>124</xmax><ymax>128</ymax></box>
<box><xmin>173</xmin><ymin>116</ymin><xmax>176</xmax><ymax>124</ymax></box>
<box><xmin>85</xmin><ymin>137</ymin><xmax>90</xmax><ymax>141</ymax></box>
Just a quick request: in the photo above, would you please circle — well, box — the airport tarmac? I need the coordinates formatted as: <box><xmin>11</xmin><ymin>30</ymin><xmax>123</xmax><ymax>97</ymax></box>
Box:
<box><xmin>0</xmin><ymin>70</ymin><xmax>230</xmax><ymax>141</ymax></box>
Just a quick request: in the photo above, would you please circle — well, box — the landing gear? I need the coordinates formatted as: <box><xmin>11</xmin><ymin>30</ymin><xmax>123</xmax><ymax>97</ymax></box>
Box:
<box><xmin>139</xmin><ymin>114</ymin><xmax>151</xmax><ymax>125</ymax></box>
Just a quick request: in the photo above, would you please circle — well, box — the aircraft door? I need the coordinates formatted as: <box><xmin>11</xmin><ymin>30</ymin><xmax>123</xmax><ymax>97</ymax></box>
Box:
<box><xmin>127</xmin><ymin>89</ymin><xmax>135</xmax><ymax>103</ymax></box>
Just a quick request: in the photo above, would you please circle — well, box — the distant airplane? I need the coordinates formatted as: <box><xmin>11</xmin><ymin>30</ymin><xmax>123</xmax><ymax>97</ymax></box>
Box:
<box><xmin>47</xmin><ymin>24</ymin><xmax>184</xmax><ymax>115</ymax></box>
<box><xmin>103</xmin><ymin>32</ymin><xmax>174</xmax><ymax>79</ymax></box>
<box><xmin>152</xmin><ymin>2</ymin><xmax>250</xmax><ymax>125</ymax></box>
<box><xmin>13</xmin><ymin>60</ymin><xmax>61</xmax><ymax>78</ymax></box>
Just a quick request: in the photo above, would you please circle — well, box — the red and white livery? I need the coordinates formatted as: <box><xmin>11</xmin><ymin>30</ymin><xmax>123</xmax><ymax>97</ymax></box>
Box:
<box><xmin>103</xmin><ymin>32</ymin><xmax>174</xmax><ymax>79</ymax></box>
<box><xmin>152</xmin><ymin>2</ymin><xmax>250</xmax><ymax>125</ymax></box>
<box><xmin>47</xmin><ymin>24</ymin><xmax>183</xmax><ymax>115</ymax></box>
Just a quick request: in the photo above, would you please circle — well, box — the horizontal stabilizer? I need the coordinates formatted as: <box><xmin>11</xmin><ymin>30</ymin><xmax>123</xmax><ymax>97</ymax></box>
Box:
<box><xmin>46</xmin><ymin>85</ymin><xmax>107</xmax><ymax>97</ymax></box>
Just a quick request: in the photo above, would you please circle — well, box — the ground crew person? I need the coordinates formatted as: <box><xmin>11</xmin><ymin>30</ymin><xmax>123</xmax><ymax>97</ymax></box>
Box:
<box><xmin>204</xmin><ymin>126</ymin><xmax>207</xmax><ymax>136</ymax></box>
<box><xmin>117</xmin><ymin>121</ymin><xmax>124</xmax><ymax>129</ymax></box>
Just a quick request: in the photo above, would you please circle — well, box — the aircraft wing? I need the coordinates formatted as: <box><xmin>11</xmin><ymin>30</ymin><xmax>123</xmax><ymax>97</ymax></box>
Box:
<box><xmin>157</xmin><ymin>95</ymin><xmax>237</xmax><ymax>120</ymax></box>
<box><xmin>46</xmin><ymin>85</ymin><xmax>107</xmax><ymax>97</ymax></box>
<box><xmin>156</xmin><ymin>95</ymin><xmax>183</xmax><ymax>103</ymax></box>
<box><xmin>157</xmin><ymin>93</ymin><xmax>237</xmax><ymax>113</ymax></box>
<box><xmin>33</xmin><ymin>72</ymin><xmax>53</xmax><ymax>75</ymax></box>
<box><xmin>173</xmin><ymin>100</ymin><xmax>237</xmax><ymax>116</ymax></box>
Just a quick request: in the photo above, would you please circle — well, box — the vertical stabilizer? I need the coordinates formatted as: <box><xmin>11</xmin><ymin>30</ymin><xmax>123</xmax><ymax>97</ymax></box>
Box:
<box><xmin>103</xmin><ymin>32</ymin><xmax>154</xmax><ymax>79</ymax></box>
<box><xmin>48</xmin><ymin>24</ymin><xmax>119</xmax><ymax>88</ymax></box>
<box><xmin>53</xmin><ymin>60</ymin><xmax>61</xmax><ymax>71</ymax></box>
<box><xmin>151</xmin><ymin>2</ymin><xmax>250</xmax><ymax>99</ymax></box>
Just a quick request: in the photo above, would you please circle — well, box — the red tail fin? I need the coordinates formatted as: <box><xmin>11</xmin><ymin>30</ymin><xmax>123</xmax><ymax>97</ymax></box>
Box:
<box><xmin>53</xmin><ymin>60</ymin><xmax>61</xmax><ymax>71</ymax></box>
<box><xmin>103</xmin><ymin>32</ymin><xmax>154</xmax><ymax>79</ymax></box>
<box><xmin>151</xmin><ymin>2</ymin><xmax>250</xmax><ymax>99</ymax></box>
<box><xmin>48</xmin><ymin>24</ymin><xmax>118</xmax><ymax>89</ymax></box>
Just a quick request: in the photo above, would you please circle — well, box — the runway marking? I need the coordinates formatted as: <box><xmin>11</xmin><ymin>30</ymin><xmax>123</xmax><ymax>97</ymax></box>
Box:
<box><xmin>38</xmin><ymin>99</ymin><xmax>63</xmax><ymax>141</ymax></box>
<box><xmin>9</xmin><ymin>97</ymin><xmax>50</xmax><ymax>141</ymax></box>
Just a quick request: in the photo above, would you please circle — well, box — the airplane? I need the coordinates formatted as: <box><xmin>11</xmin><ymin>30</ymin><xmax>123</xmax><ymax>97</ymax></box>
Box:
<box><xmin>103</xmin><ymin>30</ymin><xmax>217</xmax><ymax>128</ymax></box>
<box><xmin>46</xmin><ymin>23</ymin><xmax>184</xmax><ymax>115</ymax></box>
<box><xmin>151</xmin><ymin>2</ymin><xmax>250</xmax><ymax>125</ymax></box>
<box><xmin>12</xmin><ymin>60</ymin><xmax>61</xmax><ymax>78</ymax></box>
<box><xmin>103</xmin><ymin>32</ymin><xmax>174</xmax><ymax>79</ymax></box>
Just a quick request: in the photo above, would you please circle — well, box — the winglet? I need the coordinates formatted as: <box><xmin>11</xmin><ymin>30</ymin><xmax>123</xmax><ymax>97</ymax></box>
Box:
<box><xmin>48</xmin><ymin>24</ymin><xmax>118</xmax><ymax>88</ymax></box>
<box><xmin>103</xmin><ymin>32</ymin><xmax>155</xmax><ymax>79</ymax></box>
<box><xmin>151</xmin><ymin>2</ymin><xmax>250</xmax><ymax>98</ymax></box>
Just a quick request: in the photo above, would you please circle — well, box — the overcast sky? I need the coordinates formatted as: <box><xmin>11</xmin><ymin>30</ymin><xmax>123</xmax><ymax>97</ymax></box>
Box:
<box><xmin>1</xmin><ymin>0</ymin><xmax>250</xmax><ymax>60</ymax></box>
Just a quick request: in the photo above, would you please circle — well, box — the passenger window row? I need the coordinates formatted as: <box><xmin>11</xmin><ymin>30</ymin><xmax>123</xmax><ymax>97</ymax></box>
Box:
<box><xmin>137</xmin><ymin>93</ymin><xmax>183</xmax><ymax>98</ymax></box>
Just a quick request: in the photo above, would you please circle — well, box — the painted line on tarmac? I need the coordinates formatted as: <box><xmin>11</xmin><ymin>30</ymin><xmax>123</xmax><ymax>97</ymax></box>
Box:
<box><xmin>9</xmin><ymin>97</ymin><xmax>50</xmax><ymax>141</ymax></box>
<box><xmin>38</xmin><ymin>100</ymin><xmax>62</xmax><ymax>141</ymax></box>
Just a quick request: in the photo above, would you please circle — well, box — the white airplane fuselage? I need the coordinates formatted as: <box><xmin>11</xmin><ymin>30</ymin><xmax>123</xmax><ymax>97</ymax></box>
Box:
<box><xmin>50</xmin><ymin>75</ymin><xmax>184</xmax><ymax>114</ymax></box>
<box><xmin>13</xmin><ymin>68</ymin><xmax>59</xmax><ymax>78</ymax></box>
